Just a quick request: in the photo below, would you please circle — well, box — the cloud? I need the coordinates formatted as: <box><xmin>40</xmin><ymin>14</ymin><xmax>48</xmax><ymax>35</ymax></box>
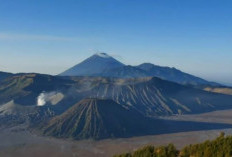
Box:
<box><xmin>88</xmin><ymin>49</ymin><xmax>124</xmax><ymax>60</ymax></box>
<box><xmin>0</xmin><ymin>33</ymin><xmax>75</xmax><ymax>41</ymax></box>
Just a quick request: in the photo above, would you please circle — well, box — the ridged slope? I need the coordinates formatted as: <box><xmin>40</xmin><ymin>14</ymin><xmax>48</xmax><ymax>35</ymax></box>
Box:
<box><xmin>72</xmin><ymin>77</ymin><xmax>232</xmax><ymax>116</ymax></box>
<box><xmin>42</xmin><ymin>98</ymin><xmax>155</xmax><ymax>139</ymax></box>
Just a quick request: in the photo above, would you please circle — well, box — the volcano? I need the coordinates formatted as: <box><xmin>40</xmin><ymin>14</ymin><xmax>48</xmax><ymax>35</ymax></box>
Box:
<box><xmin>59</xmin><ymin>53</ymin><xmax>124</xmax><ymax>76</ymax></box>
<box><xmin>42</xmin><ymin>98</ymin><xmax>157</xmax><ymax>139</ymax></box>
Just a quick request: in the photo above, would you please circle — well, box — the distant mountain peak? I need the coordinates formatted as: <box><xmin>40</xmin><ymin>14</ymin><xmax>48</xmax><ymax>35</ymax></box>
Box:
<box><xmin>94</xmin><ymin>52</ymin><xmax>111</xmax><ymax>58</ymax></box>
<box><xmin>59</xmin><ymin>54</ymin><xmax>219</xmax><ymax>86</ymax></box>
<box><xmin>59</xmin><ymin>53</ymin><xmax>124</xmax><ymax>76</ymax></box>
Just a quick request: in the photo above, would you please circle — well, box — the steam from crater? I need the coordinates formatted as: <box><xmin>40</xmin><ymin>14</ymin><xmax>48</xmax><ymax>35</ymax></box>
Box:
<box><xmin>37</xmin><ymin>92</ymin><xmax>64</xmax><ymax>106</ymax></box>
<box><xmin>37</xmin><ymin>92</ymin><xmax>47</xmax><ymax>106</ymax></box>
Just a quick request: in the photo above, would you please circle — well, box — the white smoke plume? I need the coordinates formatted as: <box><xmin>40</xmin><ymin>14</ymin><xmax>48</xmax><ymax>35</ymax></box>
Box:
<box><xmin>37</xmin><ymin>91</ymin><xmax>64</xmax><ymax>106</ymax></box>
<box><xmin>37</xmin><ymin>92</ymin><xmax>46</xmax><ymax>106</ymax></box>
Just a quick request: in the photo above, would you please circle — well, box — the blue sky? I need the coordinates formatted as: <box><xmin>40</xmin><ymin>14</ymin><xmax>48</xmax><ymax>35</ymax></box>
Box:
<box><xmin>0</xmin><ymin>0</ymin><xmax>231</xmax><ymax>85</ymax></box>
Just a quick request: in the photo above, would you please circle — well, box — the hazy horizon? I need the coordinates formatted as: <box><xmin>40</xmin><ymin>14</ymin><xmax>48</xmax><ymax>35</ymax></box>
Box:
<box><xmin>0</xmin><ymin>0</ymin><xmax>231</xmax><ymax>85</ymax></box>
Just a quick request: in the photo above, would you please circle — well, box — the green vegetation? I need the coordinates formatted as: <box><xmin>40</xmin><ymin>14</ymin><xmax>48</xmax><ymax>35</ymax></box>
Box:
<box><xmin>114</xmin><ymin>132</ymin><xmax>232</xmax><ymax>157</ymax></box>
<box><xmin>114</xmin><ymin>144</ymin><xmax>178</xmax><ymax>157</ymax></box>
<box><xmin>181</xmin><ymin>132</ymin><xmax>232</xmax><ymax>157</ymax></box>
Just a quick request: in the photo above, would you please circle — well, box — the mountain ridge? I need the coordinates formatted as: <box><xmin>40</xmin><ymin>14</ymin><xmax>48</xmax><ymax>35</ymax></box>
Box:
<box><xmin>59</xmin><ymin>53</ymin><xmax>220</xmax><ymax>86</ymax></box>
<box><xmin>0</xmin><ymin>71</ymin><xmax>13</xmax><ymax>82</ymax></box>
<box><xmin>1</xmin><ymin>73</ymin><xmax>232</xmax><ymax>117</ymax></box>
<box><xmin>71</xmin><ymin>76</ymin><xmax>232</xmax><ymax>116</ymax></box>
<box><xmin>137</xmin><ymin>63</ymin><xmax>219</xmax><ymax>86</ymax></box>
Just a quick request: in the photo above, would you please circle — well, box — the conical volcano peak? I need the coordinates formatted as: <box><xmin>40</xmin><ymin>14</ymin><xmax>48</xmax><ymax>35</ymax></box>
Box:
<box><xmin>42</xmin><ymin>98</ymin><xmax>155</xmax><ymax>139</ymax></box>
<box><xmin>59</xmin><ymin>53</ymin><xmax>124</xmax><ymax>76</ymax></box>
<box><xmin>94</xmin><ymin>52</ymin><xmax>111</xmax><ymax>58</ymax></box>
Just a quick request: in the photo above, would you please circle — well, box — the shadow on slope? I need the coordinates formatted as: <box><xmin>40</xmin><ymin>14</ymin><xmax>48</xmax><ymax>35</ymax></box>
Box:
<box><xmin>40</xmin><ymin>98</ymin><xmax>232</xmax><ymax>140</ymax></box>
